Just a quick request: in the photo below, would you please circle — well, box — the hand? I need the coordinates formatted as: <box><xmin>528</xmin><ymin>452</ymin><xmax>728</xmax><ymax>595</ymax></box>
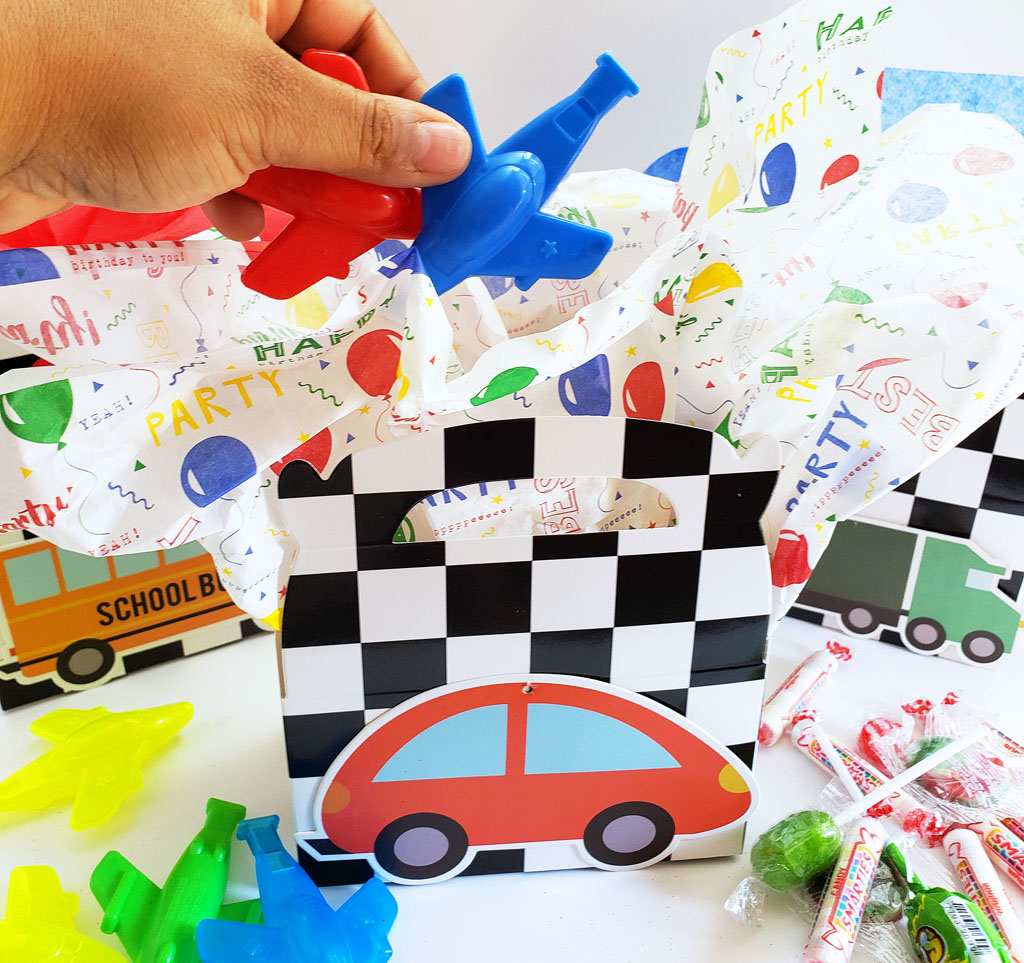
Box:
<box><xmin>0</xmin><ymin>0</ymin><xmax>471</xmax><ymax>239</ymax></box>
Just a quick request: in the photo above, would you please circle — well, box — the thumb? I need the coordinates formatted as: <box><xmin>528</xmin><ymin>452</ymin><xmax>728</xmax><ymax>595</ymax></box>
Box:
<box><xmin>252</xmin><ymin>50</ymin><xmax>472</xmax><ymax>187</ymax></box>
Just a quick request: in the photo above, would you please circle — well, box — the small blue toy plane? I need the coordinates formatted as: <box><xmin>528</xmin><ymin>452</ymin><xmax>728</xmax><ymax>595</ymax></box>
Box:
<box><xmin>196</xmin><ymin>815</ymin><xmax>397</xmax><ymax>963</ymax></box>
<box><xmin>90</xmin><ymin>798</ymin><xmax>260</xmax><ymax>963</ymax></box>
<box><xmin>414</xmin><ymin>53</ymin><xmax>639</xmax><ymax>294</ymax></box>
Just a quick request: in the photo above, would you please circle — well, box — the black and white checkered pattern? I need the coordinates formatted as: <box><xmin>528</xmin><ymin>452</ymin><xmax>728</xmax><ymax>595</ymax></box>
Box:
<box><xmin>277</xmin><ymin>417</ymin><xmax>777</xmax><ymax>884</ymax></box>
<box><xmin>854</xmin><ymin>395</ymin><xmax>1024</xmax><ymax>582</ymax></box>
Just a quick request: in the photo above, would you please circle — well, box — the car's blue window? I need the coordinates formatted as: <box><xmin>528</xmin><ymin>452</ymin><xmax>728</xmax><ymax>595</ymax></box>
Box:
<box><xmin>524</xmin><ymin>704</ymin><xmax>680</xmax><ymax>774</ymax></box>
<box><xmin>374</xmin><ymin>704</ymin><xmax>508</xmax><ymax>782</ymax></box>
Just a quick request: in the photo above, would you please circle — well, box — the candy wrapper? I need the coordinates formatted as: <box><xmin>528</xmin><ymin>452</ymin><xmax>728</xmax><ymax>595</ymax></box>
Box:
<box><xmin>861</xmin><ymin>695</ymin><xmax>1024</xmax><ymax>820</ymax></box>
<box><xmin>4</xmin><ymin>0</ymin><xmax>1024</xmax><ymax>629</ymax></box>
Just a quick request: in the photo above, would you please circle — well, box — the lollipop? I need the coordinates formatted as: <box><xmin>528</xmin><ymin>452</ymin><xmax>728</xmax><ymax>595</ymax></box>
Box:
<box><xmin>906</xmin><ymin>736</ymin><xmax>1011</xmax><ymax>809</ymax></box>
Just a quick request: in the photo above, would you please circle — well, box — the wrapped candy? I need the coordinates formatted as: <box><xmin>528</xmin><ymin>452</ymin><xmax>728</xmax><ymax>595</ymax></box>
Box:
<box><xmin>858</xmin><ymin>716</ymin><xmax>915</xmax><ymax>778</ymax></box>
<box><xmin>905</xmin><ymin>885</ymin><xmax>1011</xmax><ymax>963</ymax></box>
<box><xmin>759</xmin><ymin>642</ymin><xmax>852</xmax><ymax>747</ymax></box>
<box><xmin>944</xmin><ymin>826</ymin><xmax>1024</xmax><ymax>961</ymax></box>
<box><xmin>750</xmin><ymin>810</ymin><xmax>843</xmax><ymax>892</ymax></box>
<box><xmin>907</xmin><ymin>736</ymin><xmax>1012</xmax><ymax>810</ymax></box>
<box><xmin>802</xmin><ymin>817</ymin><xmax>887</xmax><ymax>963</ymax></box>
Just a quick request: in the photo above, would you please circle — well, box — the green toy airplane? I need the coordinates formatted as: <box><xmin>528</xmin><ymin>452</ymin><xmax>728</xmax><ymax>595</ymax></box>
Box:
<box><xmin>90</xmin><ymin>797</ymin><xmax>261</xmax><ymax>963</ymax></box>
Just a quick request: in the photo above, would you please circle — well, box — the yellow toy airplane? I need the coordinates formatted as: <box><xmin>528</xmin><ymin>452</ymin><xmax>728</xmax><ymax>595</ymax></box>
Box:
<box><xmin>0</xmin><ymin>865</ymin><xmax>125</xmax><ymax>963</ymax></box>
<box><xmin>0</xmin><ymin>702</ymin><xmax>193</xmax><ymax>830</ymax></box>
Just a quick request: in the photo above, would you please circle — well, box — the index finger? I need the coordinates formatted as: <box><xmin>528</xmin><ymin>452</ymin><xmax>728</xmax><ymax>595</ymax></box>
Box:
<box><xmin>277</xmin><ymin>0</ymin><xmax>426</xmax><ymax>100</ymax></box>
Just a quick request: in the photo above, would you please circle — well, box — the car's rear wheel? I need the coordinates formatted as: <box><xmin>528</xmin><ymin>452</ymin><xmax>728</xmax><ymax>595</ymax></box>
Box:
<box><xmin>904</xmin><ymin>617</ymin><xmax>946</xmax><ymax>653</ymax></box>
<box><xmin>583</xmin><ymin>801</ymin><xmax>675</xmax><ymax>868</ymax></box>
<box><xmin>962</xmin><ymin>631</ymin><xmax>1005</xmax><ymax>664</ymax></box>
<box><xmin>374</xmin><ymin>812</ymin><xmax>468</xmax><ymax>881</ymax></box>
<box><xmin>56</xmin><ymin>639</ymin><xmax>115</xmax><ymax>685</ymax></box>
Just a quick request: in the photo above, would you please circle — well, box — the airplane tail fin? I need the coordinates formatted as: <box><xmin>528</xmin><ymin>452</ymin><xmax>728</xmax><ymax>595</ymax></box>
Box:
<box><xmin>237</xmin><ymin>815</ymin><xmax>295</xmax><ymax>875</ymax></box>
<box><xmin>493</xmin><ymin>53</ymin><xmax>638</xmax><ymax>202</ymax></box>
<box><xmin>199</xmin><ymin>798</ymin><xmax>247</xmax><ymax>855</ymax></box>
<box><xmin>336</xmin><ymin>878</ymin><xmax>397</xmax><ymax>963</ymax></box>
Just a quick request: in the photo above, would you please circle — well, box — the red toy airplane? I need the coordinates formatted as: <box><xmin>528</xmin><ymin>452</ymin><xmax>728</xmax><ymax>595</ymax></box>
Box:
<box><xmin>234</xmin><ymin>50</ymin><xmax>422</xmax><ymax>299</ymax></box>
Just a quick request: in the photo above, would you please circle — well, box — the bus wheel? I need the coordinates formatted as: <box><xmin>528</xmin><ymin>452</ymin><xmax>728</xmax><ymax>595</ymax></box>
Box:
<box><xmin>56</xmin><ymin>639</ymin><xmax>116</xmax><ymax>685</ymax></box>
<box><xmin>904</xmin><ymin>618</ymin><xmax>946</xmax><ymax>653</ymax></box>
<box><xmin>962</xmin><ymin>631</ymin><xmax>1005</xmax><ymax>664</ymax></box>
<box><xmin>840</xmin><ymin>605</ymin><xmax>878</xmax><ymax>634</ymax></box>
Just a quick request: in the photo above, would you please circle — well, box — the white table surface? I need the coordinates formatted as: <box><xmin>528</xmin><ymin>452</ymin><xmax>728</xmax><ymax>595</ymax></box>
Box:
<box><xmin>3</xmin><ymin>617</ymin><xmax>1022</xmax><ymax>962</ymax></box>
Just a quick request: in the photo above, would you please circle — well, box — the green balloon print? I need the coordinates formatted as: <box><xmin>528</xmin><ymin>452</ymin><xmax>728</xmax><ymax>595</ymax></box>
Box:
<box><xmin>824</xmin><ymin>283</ymin><xmax>873</xmax><ymax>305</ymax></box>
<box><xmin>696</xmin><ymin>84</ymin><xmax>711</xmax><ymax>129</ymax></box>
<box><xmin>0</xmin><ymin>380</ymin><xmax>73</xmax><ymax>449</ymax></box>
<box><xmin>470</xmin><ymin>366</ymin><xmax>538</xmax><ymax>407</ymax></box>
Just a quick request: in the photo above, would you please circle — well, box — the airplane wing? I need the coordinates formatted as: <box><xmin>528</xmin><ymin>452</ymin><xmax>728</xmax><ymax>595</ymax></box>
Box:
<box><xmin>5</xmin><ymin>865</ymin><xmax>78</xmax><ymax>927</ymax></box>
<box><xmin>218</xmin><ymin>899</ymin><xmax>263</xmax><ymax>925</ymax></box>
<box><xmin>69</xmin><ymin>751</ymin><xmax>145</xmax><ymax>831</ymax></box>
<box><xmin>195</xmin><ymin>919</ymin><xmax>287</xmax><ymax>963</ymax></box>
<box><xmin>474</xmin><ymin>213</ymin><xmax>613</xmax><ymax>290</ymax></box>
<box><xmin>29</xmin><ymin>706</ymin><xmax>109</xmax><ymax>743</ymax></box>
<box><xmin>90</xmin><ymin>851</ymin><xmax>161</xmax><ymax>960</ymax></box>
<box><xmin>420</xmin><ymin>75</ymin><xmax>487</xmax><ymax>221</ymax></box>
<box><xmin>335</xmin><ymin>878</ymin><xmax>397</xmax><ymax>963</ymax></box>
<box><xmin>241</xmin><ymin>219</ymin><xmax>378</xmax><ymax>299</ymax></box>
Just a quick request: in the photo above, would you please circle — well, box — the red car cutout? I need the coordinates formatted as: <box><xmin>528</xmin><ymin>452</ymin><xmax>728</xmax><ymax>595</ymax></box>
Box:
<box><xmin>312</xmin><ymin>675</ymin><xmax>757</xmax><ymax>883</ymax></box>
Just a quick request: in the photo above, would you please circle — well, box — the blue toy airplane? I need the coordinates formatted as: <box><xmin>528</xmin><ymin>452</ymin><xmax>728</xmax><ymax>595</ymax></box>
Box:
<box><xmin>196</xmin><ymin>815</ymin><xmax>397</xmax><ymax>963</ymax></box>
<box><xmin>414</xmin><ymin>53</ymin><xmax>639</xmax><ymax>294</ymax></box>
<box><xmin>90</xmin><ymin>798</ymin><xmax>261</xmax><ymax>963</ymax></box>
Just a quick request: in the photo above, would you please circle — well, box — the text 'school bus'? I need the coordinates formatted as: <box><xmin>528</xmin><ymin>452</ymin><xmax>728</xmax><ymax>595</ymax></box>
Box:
<box><xmin>0</xmin><ymin>538</ymin><xmax>248</xmax><ymax>689</ymax></box>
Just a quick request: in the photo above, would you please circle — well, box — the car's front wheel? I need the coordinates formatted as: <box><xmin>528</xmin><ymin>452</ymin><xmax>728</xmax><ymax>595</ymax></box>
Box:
<box><xmin>374</xmin><ymin>812</ymin><xmax>469</xmax><ymax>881</ymax></box>
<box><xmin>583</xmin><ymin>801</ymin><xmax>675</xmax><ymax>868</ymax></box>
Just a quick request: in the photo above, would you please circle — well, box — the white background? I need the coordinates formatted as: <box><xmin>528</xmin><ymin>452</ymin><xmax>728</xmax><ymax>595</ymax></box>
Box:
<box><xmin>378</xmin><ymin>0</ymin><xmax>1024</xmax><ymax>174</ymax></box>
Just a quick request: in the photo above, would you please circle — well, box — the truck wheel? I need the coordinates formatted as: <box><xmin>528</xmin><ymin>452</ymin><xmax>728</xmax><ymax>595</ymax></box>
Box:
<box><xmin>56</xmin><ymin>639</ymin><xmax>116</xmax><ymax>685</ymax></box>
<box><xmin>962</xmin><ymin>631</ymin><xmax>1005</xmax><ymax>664</ymax></box>
<box><xmin>840</xmin><ymin>605</ymin><xmax>878</xmax><ymax>634</ymax></box>
<box><xmin>904</xmin><ymin>618</ymin><xmax>946</xmax><ymax>653</ymax></box>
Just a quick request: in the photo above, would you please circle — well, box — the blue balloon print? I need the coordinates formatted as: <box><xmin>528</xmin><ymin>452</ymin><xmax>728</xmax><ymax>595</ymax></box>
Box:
<box><xmin>479</xmin><ymin>276</ymin><xmax>515</xmax><ymax>299</ymax></box>
<box><xmin>180</xmin><ymin>436</ymin><xmax>257</xmax><ymax>507</ymax></box>
<box><xmin>558</xmin><ymin>354</ymin><xmax>611</xmax><ymax>416</ymax></box>
<box><xmin>886</xmin><ymin>182</ymin><xmax>949</xmax><ymax>223</ymax></box>
<box><xmin>644</xmin><ymin>147</ymin><xmax>688</xmax><ymax>182</ymax></box>
<box><xmin>760</xmin><ymin>143</ymin><xmax>797</xmax><ymax>207</ymax></box>
<box><xmin>0</xmin><ymin>249</ymin><xmax>60</xmax><ymax>286</ymax></box>
<box><xmin>373</xmin><ymin>239</ymin><xmax>425</xmax><ymax>279</ymax></box>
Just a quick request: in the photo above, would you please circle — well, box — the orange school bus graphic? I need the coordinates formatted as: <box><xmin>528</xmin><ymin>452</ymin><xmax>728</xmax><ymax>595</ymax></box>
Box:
<box><xmin>0</xmin><ymin>538</ymin><xmax>245</xmax><ymax>689</ymax></box>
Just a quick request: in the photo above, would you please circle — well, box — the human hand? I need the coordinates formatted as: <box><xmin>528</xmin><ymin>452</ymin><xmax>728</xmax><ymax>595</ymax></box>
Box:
<box><xmin>0</xmin><ymin>0</ymin><xmax>471</xmax><ymax>239</ymax></box>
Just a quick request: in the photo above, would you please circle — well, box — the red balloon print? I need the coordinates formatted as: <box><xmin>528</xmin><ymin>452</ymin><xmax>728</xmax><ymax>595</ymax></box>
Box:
<box><xmin>269</xmin><ymin>427</ymin><xmax>333</xmax><ymax>475</ymax></box>
<box><xmin>622</xmin><ymin>361</ymin><xmax>665</xmax><ymax>420</ymax></box>
<box><xmin>953</xmin><ymin>145</ymin><xmax>1015</xmax><ymax>176</ymax></box>
<box><xmin>930</xmin><ymin>282</ymin><xmax>988</xmax><ymax>309</ymax></box>
<box><xmin>771</xmin><ymin>530</ymin><xmax>813</xmax><ymax>587</ymax></box>
<box><xmin>876</xmin><ymin>70</ymin><xmax>884</xmax><ymax>99</ymax></box>
<box><xmin>821</xmin><ymin>154</ymin><xmax>860</xmax><ymax>189</ymax></box>
<box><xmin>346</xmin><ymin>329</ymin><xmax>403</xmax><ymax>397</ymax></box>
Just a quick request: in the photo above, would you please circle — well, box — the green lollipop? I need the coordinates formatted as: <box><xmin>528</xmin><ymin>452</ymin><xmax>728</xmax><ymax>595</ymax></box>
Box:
<box><xmin>750</xmin><ymin>810</ymin><xmax>843</xmax><ymax>891</ymax></box>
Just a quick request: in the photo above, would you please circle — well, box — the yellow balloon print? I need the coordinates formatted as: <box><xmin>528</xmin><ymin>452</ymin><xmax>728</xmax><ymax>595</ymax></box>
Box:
<box><xmin>285</xmin><ymin>288</ymin><xmax>329</xmax><ymax>330</ymax></box>
<box><xmin>587</xmin><ymin>189</ymin><xmax>643</xmax><ymax>209</ymax></box>
<box><xmin>685</xmin><ymin>262</ymin><xmax>743</xmax><ymax>303</ymax></box>
<box><xmin>395</xmin><ymin>359</ymin><xmax>411</xmax><ymax>402</ymax></box>
<box><xmin>707</xmin><ymin>162</ymin><xmax>739</xmax><ymax>218</ymax></box>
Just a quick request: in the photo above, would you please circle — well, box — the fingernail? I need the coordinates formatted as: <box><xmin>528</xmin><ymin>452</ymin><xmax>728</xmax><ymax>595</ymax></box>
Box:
<box><xmin>414</xmin><ymin>121</ymin><xmax>471</xmax><ymax>174</ymax></box>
